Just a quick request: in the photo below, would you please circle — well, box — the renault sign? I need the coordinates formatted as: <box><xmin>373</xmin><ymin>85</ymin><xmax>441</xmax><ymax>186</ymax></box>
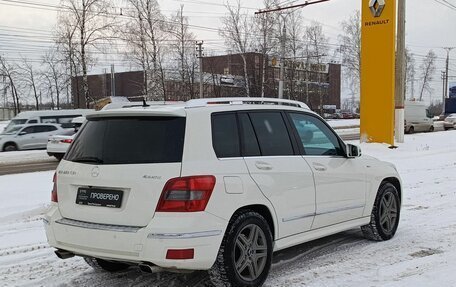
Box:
<box><xmin>360</xmin><ymin>0</ymin><xmax>396</xmax><ymax>145</ymax></box>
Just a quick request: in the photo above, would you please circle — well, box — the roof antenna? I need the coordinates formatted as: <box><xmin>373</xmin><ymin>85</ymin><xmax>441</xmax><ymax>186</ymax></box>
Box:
<box><xmin>142</xmin><ymin>97</ymin><xmax>150</xmax><ymax>107</ymax></box>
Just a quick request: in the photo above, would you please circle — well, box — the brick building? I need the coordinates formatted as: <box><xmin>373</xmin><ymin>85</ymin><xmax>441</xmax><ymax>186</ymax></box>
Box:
<box><xmin>72</xmin><ymin>52</ymin><xmax>341</xmax><ymax>113</ymax></box>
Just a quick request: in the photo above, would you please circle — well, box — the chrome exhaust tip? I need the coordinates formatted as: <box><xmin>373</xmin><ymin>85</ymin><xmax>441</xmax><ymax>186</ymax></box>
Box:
<box><xmin>138</xmin><ymin>263</ymin><xmax>161</xmax><ymax>273</ymax></box>
<box><xmin>55</xmin><ymin>249</ymin><xmax>75</xmax><ymax>260</ymax></box>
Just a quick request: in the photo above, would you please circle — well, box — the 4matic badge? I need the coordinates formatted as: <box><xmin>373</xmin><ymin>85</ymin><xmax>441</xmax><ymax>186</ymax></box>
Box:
<box><xmin>369</xmin><ymin>0</ymin><xmax>385</xmax><ymax>18</ymax></box>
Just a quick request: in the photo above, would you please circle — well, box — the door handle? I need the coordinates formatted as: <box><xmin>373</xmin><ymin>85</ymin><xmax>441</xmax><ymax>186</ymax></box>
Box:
<box><xmin>313</xmin><ymin>163</ymin><xmax>327</xmax><ymax>172</ymax></box>
<box><xmin>255</xmin><ymin>161</ymin><xmax>273</xmax><ymax>171</ymax></box>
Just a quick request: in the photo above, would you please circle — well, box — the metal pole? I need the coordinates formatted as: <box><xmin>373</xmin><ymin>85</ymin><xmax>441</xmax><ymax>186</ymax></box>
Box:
<box><xmin>111</xmin><ymin>64</ymin><xmax>116</xmax><ymax>98</ymax></box>
<box><xmin>442</xmin><ymin>71</ymin><xmax>446</xmax><ymax>114</ymax></box>
<box><xmin>278</xmin><ymin>19</ymin><xmax>286</xmax><ymax>99</ymax></box>
<box><xmin>394</xmin><ymin>0</ymin><xmax>406</xmax><ymax>143</ymax></box>
<box><xmin>196</xmin><ymin>41</ymin><xmax>204</xmax><ymax>98</ymax></box>
<box><xmin>443</xmin><ymin>47</ymin><xmax>454</xmax><ymax>114</ymax></box>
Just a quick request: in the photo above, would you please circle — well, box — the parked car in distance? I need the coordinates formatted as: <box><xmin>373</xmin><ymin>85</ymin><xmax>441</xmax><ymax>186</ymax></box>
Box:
<box><xmin>3</xmin><ymin>109</ymin><xmax>93</xmax><ymax>132</ymax></box>
<box><xmin>47</xmin><ymin>117</ymin><xmax>86</xmax><ymax>160</ymax></box>
<box><xmin>0</xmin><ymin>123</ymin><xmax>70</xmax><ymax>152</ymax></box>
<box><xmin>404</xmin><ymin>101</ymin><xmax>434</xmax><ymax>134</ymax></box>
<box><xmin>44</xmin><ymin>98</ymin><xmax>402</xmax><ymax>287</ymax></box>
<box><xmin>444</xmin><ymin>113</ymin><xmax>456</xmax><ymax>130</ymax></box>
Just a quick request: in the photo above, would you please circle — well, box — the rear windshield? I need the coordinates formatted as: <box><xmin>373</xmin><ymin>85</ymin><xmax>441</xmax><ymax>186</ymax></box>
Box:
<box><xmin>65</xmin><ymin>117</ymin><xmax>186</xmax><ymax>165</ymax></box>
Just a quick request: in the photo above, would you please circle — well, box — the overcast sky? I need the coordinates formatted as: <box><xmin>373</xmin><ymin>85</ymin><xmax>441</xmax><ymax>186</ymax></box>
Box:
<box><xmin>0</xmin><ymin>0</ymin><xmax>455</xmax><ymax>103</ymax></box>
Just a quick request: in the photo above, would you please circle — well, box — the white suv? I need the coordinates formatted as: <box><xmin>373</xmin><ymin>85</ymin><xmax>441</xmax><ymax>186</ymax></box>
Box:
<box><xmin>44</xmin><ymin>98</ymin><xmax>402</xmax><ymax>287</ymax></box>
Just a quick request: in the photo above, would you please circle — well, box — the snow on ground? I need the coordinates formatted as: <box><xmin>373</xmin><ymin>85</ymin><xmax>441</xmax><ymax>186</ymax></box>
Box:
<box><xmin>0</xmin><ymin>150</ymin><xmax>51</xmax><ymax>165</ymax></box>
<box><xmin>327</xmin><ymin>119</ymin><xmax>360</xmax><ymax>128</ymax></box>
<box><xmin>1</xmin><ymin>130</ymin><xmax>456</xmax><ymax>286</ymax></box>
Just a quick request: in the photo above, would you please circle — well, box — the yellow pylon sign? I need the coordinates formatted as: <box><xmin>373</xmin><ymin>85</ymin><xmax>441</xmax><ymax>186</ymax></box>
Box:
<box><xmin>360</xmin><ymin>0</ymin><xmax>396</xmax><ymax>145</ymax></box>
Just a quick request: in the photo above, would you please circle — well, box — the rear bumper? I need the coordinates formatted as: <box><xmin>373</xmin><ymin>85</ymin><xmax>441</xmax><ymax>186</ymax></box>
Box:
<box><xmin>44</xmin><ymin>204</ymin><xmax>227</xmax><ymax>270</ymax></box>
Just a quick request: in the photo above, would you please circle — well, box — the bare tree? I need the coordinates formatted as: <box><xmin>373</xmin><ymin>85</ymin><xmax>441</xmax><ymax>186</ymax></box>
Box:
<box><xmin>123</xmin><ymin>0</ymin><xmax>167</xmax><ymax>100</ymax></box>
<box><xmin>18</xmin><ymin>58</ymin><xmax>41</xmax><ymax>110</ymax></box>
<box><xmin>170</xmin><ymin>5</ymin><xmax>198</xmax><ymax>100</ymax></box>
<box><xmin>0</xmin><ymin>56</ymin><xmax>20</xmax><ymax>114</ymax></box>
<box><xmin>285</xmin><ymin>10</ymin><xmax>304</xmax><ymax>100</ymax></box>
<box><xmin>220</xmin><ymin>0</ymin><xmax>253</xmax><ymax>97</ymax></box>
<box><xmin>59</xmin><ymin>0</ymin><xmax>113</xmax><ymax>107</ymax></box>
<box><xmin>418</xmin><ymin>50</ymin><xmax>437</xmax><ymax>101</ymax></box>
<box><xmin>306</xmin><ymin>22</ymin><xmax>328</xmax><ymax>115</ymax></box>
<box><xmin>253</xmin><ymin>0</ymin><xmax>278</xmax><ymax>98</ymax></box>
<box><xmin>339</xmin><ymin>11</ymin><xmax>361</xmax><ymax>109</ymax></box>
<box><xmin>42</xmin><ymin>51</ymin><xmax>67</xmax><ymax>109</ymax></box>
<box><xmin>405</xmin><ymin>48</ymin><xmax>416</xmax><ymax>100</ymax></box>
<box><xmin>56</xmin><ymin>13</ymin><xmax>80</xmax><ymax>107</ymax></box>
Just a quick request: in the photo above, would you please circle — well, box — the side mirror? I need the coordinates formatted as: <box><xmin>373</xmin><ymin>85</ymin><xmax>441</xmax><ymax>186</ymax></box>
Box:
<box><xmin>346</xmin><ymin>144</ymin><xmax>362</xmax><ymax>158</ymax></box>
<box><xmin>18</xmin><ymin>131</ymin><xmax>26</xmax><ymax>136</ymax></box>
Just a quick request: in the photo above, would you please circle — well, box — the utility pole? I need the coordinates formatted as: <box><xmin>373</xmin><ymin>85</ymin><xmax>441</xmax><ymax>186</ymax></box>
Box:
<box><xmin>196</xmin><ymin>41</ymin><xmax>204</xmax><ymax>99</ymax></box>
<box><xmin>111</xmin><ymin>64</ymin><xmax>116</xmax><ymax>98</ymax></box>
<box><xmin>394</xmin><ymin>0</ymin><xmax>406</xmax><ymax>143</ymax></box>
<box><xmin>442</xmin><ymin>71</ymin><xmax>446</xmax><ymax>113</ymax></box>
<box><xmin>443</xmin><ymin>47</ymin><xmax>454</xmax><ymax>114</ymax></box>
<box><xmin>279</xmin><ymin>20</ymin><xmax>286</xmax><ymax>99</ymax></box>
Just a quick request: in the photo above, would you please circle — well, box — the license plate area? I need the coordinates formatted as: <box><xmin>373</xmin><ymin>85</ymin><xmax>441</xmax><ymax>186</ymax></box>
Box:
<box><xmin>76</xmin><ymin>188</ymin><xmax>123</xmax><ymax>208</ymax></box>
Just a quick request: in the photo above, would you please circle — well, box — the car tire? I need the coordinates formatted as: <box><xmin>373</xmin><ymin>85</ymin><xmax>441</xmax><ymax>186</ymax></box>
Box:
<box><xmin>3</xmin><ymin>143</ymin><xmax>18</xmax><ymax>152</ymax></box>
<box><xmin>408</xmin><ymin>126</ymin><xmax>414</xmax><ymax>134</ymax></box>
<box><xmin>209</xmin><ymin>211</ymin><xmax>273</xmax><ymax>287</ymax></box>
<box><xmin>361</xmin><ymin>182</ymin><xmax>401</xmax><ymax>241</ymax></box>
<box><xmin>83</xmin><ymin>257</ymin><xmax>129</xmax><ymax>272</ymax></box>
<box><xmin>429</xmin><ymin>126</ymin><xmax>434</xmax><ymax>132</ymax></box>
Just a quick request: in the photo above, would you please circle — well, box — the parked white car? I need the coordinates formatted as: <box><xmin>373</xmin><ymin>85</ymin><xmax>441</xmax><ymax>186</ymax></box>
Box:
<box><xmin>0</xmin><ymin>123</ymin><xmax>70</xmax><ymax>152</ymax></box>
<box><xmin>443</xmin><ymin>113</ymin><xmax>456</xmax><ymax>130</ymax></box>
<box><xmin>44</xmin><ymin>98</ymin><xmax>402</xmax><ymax>287</ymax></box>
<box><xmin>47</xmin><ymin>117</ymin><xmax>86</xmax><ymax>160</ymax></box>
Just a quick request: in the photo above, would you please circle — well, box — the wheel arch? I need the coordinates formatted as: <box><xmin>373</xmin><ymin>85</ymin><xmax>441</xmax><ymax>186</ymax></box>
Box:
<box><xmin>2</xmin><ymin>141</ymin><xmax>18</xmax><ymax>151</ymax></box>
<box><xmin>382</xmin><ymin>177</ymin><xmax>402</xmax><ymax>203</ymax></box>
<box><xmin>233</xmin><ymin>204</ymin><xmax>276</xmax><ymax>240</ymax></box>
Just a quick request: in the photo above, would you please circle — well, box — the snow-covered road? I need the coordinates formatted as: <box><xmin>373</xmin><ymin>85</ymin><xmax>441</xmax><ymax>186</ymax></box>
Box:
<box><xmin>1</xmin><ymin>130</ymin><xmax>456</xmax><ymax>286</ymax></box>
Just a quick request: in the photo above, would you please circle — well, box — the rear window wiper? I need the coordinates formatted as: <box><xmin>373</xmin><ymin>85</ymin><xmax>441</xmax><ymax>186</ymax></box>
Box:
<box><xmin>72</xmin><ymin>157</ymin><xmax>104</xmax><ymax>164</ymax></box>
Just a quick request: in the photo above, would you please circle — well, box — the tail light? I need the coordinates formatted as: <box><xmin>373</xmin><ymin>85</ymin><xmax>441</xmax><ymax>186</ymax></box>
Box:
<box><xmin>51</xmin><ymin>172</ymin><xmax>58</xmax><ymax>203</ymax></box>
<box><xmin>60</xmin><ymin>139</ymin><xmax>73</xmax><ymax>144</ymax></box>
<box><xmin>156</xmin><ymin>176</ymin><xmax>216</xmax><ymax>212</ymax></box>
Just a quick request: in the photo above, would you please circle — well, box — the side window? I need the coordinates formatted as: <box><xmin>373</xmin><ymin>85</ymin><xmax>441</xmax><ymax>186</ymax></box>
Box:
<box><xmin>289</xmin><ymin>113</ymin><xmax>344</xmax><ymax>156</ymax></box>
<box><xmin>41</xmin><ymin>117</ymin><xmax>57</xmax><ymax>123</ymax></box>
<box><xmin>238</xmin><ymin>113</ymin><xmax>260</xmax><ymax>157</ymax></box>
<box><xmin>27</xmin><ymin>119</ymin><xmax>38</xmax><ymax>124</ymax></box>
<box><xmin>212</xmin><ymin>113</ymin><xmax>240</xmax><ymax>158</ymax></box>
<box><xmin>249</xmin><ymin>112</ymin><xmax>294</xmax><ymax>156</ymax></box>
<box><xmin>42</xmin><ymin>126</ymin><xmax>58</xmax><ymax>132</ymax></box>
<box><xmin>21</xmin><ymin>127</ymin><xmax>35</xmax><ymax>134</ymax></box>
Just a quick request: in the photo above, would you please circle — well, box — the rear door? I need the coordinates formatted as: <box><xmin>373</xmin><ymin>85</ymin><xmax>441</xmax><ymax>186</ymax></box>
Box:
<box><xmin>287</xmin><ymin>112</ymin><xmax>367</xmax><ymax>229</ymax></box>
<box><xmin>242</xmin><ymin>111</ymin><xmax>316</xmax><ymax>239</ymax></box>
<box><xmin>58</xmin><ymin>116</ymin><xmax>186</xmax><ymax>227</ymax></box>
<box><xmin>33</xmin><ymin>125</ymin><xmax>59</xmax><ymax>148</ymax></box>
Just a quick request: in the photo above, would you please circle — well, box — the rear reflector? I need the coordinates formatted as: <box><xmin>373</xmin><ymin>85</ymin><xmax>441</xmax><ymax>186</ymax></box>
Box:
<box><xmin>166</xmin><ymin>249</ymin><xmax>194</xmax><ymax>260</ymax></box>
<box><xmin>156</xmin><ymin>175</ymin><xmax>216</xmax><ymax>212</ymax></box>
<box><xmin>51</xmin><ymin>172</ymin><xmax>58</xmax><ymax>203</ymax></box>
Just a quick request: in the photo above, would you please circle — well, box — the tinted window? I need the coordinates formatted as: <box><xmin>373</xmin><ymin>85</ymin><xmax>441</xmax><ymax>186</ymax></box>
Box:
<box><xmin>212</xmin><ymin>113</ymin><xmax>240</xmax><ymax>158</ymax></box>
<box><xmin>238</xmin><ymin>113</ymin><xmax>260</xmax><ymax>157</ymax></box>
<box><xmin>65</xmin><ymin>117</ymin><xmax>186</xmax><ymax>165</ymax></box>
<box><xmin>249</xmin><ymin>112</ymin><xmax>294</xmax><ymax>156</ymax></box>
<box><xmin>289</xmin><ymin>113</ymin><xmax>343</xmax><ymax>156</ymax></box>
<box><xmin>36</xmin><ymin>125</ymin><xmax>57</xmax><ymax>132</ymax></box>
<box><xmin>28</xmin><ymin>120</ymin><xmax>38</xmax><ymax>124</ymax></box>
<box><xmin>21</xmin><ymin>127</ymin><xmax>36</xmax><ymax>134</ymax></box>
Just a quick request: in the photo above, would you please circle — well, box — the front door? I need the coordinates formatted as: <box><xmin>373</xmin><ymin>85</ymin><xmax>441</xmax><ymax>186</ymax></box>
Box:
<box><xmin>287</xmin><ymin>112</ymin><xmax>367</xmax><ymax>229</ymax></box>
<box><xmin>241</xmin><ymin>111</ymin><xmax>316</xmax><ymax>239</ymax></box>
